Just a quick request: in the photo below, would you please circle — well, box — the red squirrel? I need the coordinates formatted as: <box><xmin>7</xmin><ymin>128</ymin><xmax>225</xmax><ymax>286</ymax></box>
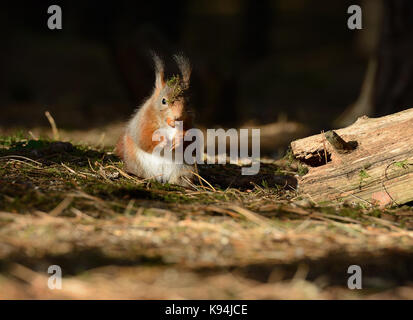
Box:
<box><xmin>115</xmin><ymin>54</ymin><xmax>194</xmax><ymax>186</ymax></box>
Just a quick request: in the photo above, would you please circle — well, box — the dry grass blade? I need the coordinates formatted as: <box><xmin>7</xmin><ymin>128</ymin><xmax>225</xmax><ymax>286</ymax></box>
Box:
<box><xmin>194</xmin><ymin>161</ymin><xmax>206</xmax><ymax>190</ymax></box>
<box><xmin>101</xmin><ymin>164</ymin><xmax>144</xmax><ymax>184</ymax></box>
<box><xmin>45</xmin><ymin>110</ymin><xmax>60</xmax><ymax>140</ymax></box>
<box><xmin>8</xmin><ymin>263</ymin><xmax>44</xmax><ymax>283</ymax></box>
<box><xmin>28</xmin><ymin>130</ymin><xmax>38</xmax><ymax>140</ymax></box>
<box><xmin>70</xmin><ymin>191</ymin><xmax>104</xmax><ymax>203</ymax></box>
<box><xmin>204</xmin><ymin>205</ymin><xmax>241</xmax><ymax>219</ymax></box>
<box><xmin>182</xmin><ymin>176</ymin><xmax>199</xmax><ymax>190</ymax></box>
<box><xmin>98</xmin><ymin>132</ymin><xmax>106</xmax><ymax>149</ymax></box>
<box><xmin>190</xmin><ymin>170</ymin><xmax>216</xmax><ymax>192</ymax></box>
<box><xmin>0</xmin><ymin>155</ymin><xmax>43</xmax><ymax>166</ymax></box>
<box><xmin>48</xmin><ymin>197</ymin><xmax>73</xmax><ymax>217</ymax></box>
<box><xmin>68</xmin><ymin>191</ymin><xmax>118</xmax><ymax>216</ymax></box>
<box><xmin>265</xmin><ymin>204</ymin><xmax>310</xmax><ymax>216</ymax></box>
<box><xmin>229</xmin><ymin>205</ymin><xmax>283</xmax><ymax>231</ymax></box>
<box><xmin>97</xmin><ymin>166</ymin><xmax>113</xmax><ymax>183</ymax></box>
<box><xmin>88</xmin><ymin>158</ymin><xmax>97</xmax><ymax>173</ymax></box>
<box><xmin>2</xmin><ymin>159</ymin><xmax>43</xmax><ymax>170</ymax></box>
<box><xmin>71</xmin><ymin>207</ymin><xmax>96</xmax><ymax>221</ymax></box>
<box><xmin>310</xmin><ymin>214</ymin><xmax>366</xmax><ymax>237</ymax></box>
<box><xmin>331</xmin><ymin>186</ymin><xmax>373</xmax><ymax>207</ymax></box>
<box><xmin>367</xmin><ymin>216</ymin><xmax>413</xmax><ymax>237</ymax></box>
<box><xmin>311</xmin><ymin>212</ymin><xmax>361</xmax><ymax>224</ymax></box>
<box><xmin>124</xmin><ymin>199</ymin><xmax>136</xmax><ymax>216</ymax></box>
<box><xmin>61</xmin><ymin>163</ymin><xmax>87</xmax><ymax>178</ymax></box>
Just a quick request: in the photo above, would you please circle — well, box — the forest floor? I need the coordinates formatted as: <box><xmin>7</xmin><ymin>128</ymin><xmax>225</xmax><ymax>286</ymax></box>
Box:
<box><xmin>1</xmin><ymin>132</ymin><xmax>413</xmax><ymax>299</ymax></box>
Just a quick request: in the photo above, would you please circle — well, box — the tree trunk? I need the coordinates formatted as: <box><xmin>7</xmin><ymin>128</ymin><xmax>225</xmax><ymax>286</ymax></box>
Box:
<box><xmin>335</xmin><ymin>0</ymin><xmax>413</xmax><ymax>126</ymax></box>
<box><xmin>374</xmin><ymin>0</ymin><xmax>413</xmax><ymax>116</ymax></box>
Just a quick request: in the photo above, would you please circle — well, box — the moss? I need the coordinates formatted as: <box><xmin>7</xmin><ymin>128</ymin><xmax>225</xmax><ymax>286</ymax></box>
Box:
<box><xmin>359</xmin><ymin>169</ymin><xmax>369</xmax><ymax>180</ymax></box>
<box><xmin>358</xmin><ymin>169</ymin><xmax>370</xmax><ymax>188</ymax></box>
<box><xmin>395</xmin><ymin>160</ymin><xmax>409</xmax><ymax>169</ymax></box>
<box><xmin>366</xmin><ymin>209</ymin><xmax>383</xmax><ymax>218</ymax></box>
<box><xmin>283</xmin><ymin>147</ymin><xmax>295</xmax><ymax>164</ymax></box>
<box><xmin>319</xmin><ymin>206</ymin><xmax>381</xmax><ymax>221</ymax></box>
<box><xmin>166</xmin><ymin>74</ymin><xmax>180</xmax><ymax>87</ymax></box>
<box><xmin>297</xmin><ymin>163</ymin><xmax>309</xmax><ymax>176</ymax></box>
<box><xmin>83</xmin><ymin>180</ymin><xmax>192</xmax><ymax>204</ymax></box>
<box><xmin>0</xmin><ymin>131</ymin><xmax>27</xmax><ymax>147</ymax></box>
<box><xmin>337</xmin><ymin>207</ymin><xmax>363</xmax><ymax>219</ymax></box>
<box><xmin>0</xmin><ymin>190</ymin><xmax>64</xmax><ymax>213</ymax></box>
<box><xmin>166</xmin><ymin>74</ymin><xmax>185</xmax><ymax>103</ymax></box>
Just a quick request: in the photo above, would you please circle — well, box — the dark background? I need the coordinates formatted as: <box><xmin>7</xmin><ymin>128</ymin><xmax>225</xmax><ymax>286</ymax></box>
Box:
<box><xmin>0</xmin><ymin>0</ymin><xmax>411</xmax><ymax>134</ymax></box>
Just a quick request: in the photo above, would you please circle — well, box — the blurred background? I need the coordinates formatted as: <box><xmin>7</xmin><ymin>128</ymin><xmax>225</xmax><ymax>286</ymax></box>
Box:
<box><xmin>0</xmin><ymin>0</ymin><xmax>412</xmax><ymax>155</ymax></box>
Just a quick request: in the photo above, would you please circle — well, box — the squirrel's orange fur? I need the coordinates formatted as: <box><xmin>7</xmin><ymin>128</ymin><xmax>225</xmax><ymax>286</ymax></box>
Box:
<box><xmin>115</xmin><ymin>54</ymin><xmax>194</xmax><ymax>186</ymax></box>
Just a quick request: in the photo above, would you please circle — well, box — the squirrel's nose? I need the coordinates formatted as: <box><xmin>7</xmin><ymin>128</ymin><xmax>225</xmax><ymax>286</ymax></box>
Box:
<box><xmin>171</xmin><ymin>102</ymin><xmax>184</xmax><ymax>118</ymax></box>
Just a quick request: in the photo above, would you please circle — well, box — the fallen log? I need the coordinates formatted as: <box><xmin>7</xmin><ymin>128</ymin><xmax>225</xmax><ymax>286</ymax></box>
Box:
<box><xmin>291</xmin><ymin>108</ymin><xmax>413</xmax><ymax>207</ymax></box>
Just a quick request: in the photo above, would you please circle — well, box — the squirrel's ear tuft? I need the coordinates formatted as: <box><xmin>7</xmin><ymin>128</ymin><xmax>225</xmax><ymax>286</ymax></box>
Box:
<box><xmin>174</xmin><ymin>54</ymin><xmax>191</xmax><ymax>87</ymax></box>
<box><xmin>152</xmin><ymin>52</ymin><xmax>165</xmax><ymax>89</ymax></box>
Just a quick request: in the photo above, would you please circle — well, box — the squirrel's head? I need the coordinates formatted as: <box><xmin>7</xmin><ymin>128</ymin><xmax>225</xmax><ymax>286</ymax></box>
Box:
<box><xmin>152</xmin><ymin>54</ymin><xmax>191</xmax><ymax>127</ymax></box>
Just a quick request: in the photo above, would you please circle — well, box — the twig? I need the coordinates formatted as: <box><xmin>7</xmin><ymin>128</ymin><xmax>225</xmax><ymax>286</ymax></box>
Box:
<box><xmin>321</xmin><ymin>130</ymin><xmax>328</xmax><ymax>165</ymax></box>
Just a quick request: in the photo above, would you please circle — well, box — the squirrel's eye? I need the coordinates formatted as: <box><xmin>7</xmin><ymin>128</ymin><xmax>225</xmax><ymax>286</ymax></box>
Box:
<box><xmin>161</xmin><ymin>98</ymin><xmax>167</xmax><ymax>105</ymax></box>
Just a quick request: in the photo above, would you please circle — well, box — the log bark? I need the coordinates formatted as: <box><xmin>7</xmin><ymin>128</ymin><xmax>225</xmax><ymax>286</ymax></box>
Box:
<box><xmin>291</xmin><ymin>108</ymin><xmax>413</xmax><ymax>207</ymax></box>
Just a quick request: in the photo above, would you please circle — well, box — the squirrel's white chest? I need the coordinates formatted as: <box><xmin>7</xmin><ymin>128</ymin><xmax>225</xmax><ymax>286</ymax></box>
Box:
<box><xmin>162</xmin><ymin>126</ymin><xmax>178</xmax><ymax>142</ymax></box>
<box><xmin>135</xmin><ymin>147</ymin><xmax>186</xmax><ymax>183</ymax></box>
